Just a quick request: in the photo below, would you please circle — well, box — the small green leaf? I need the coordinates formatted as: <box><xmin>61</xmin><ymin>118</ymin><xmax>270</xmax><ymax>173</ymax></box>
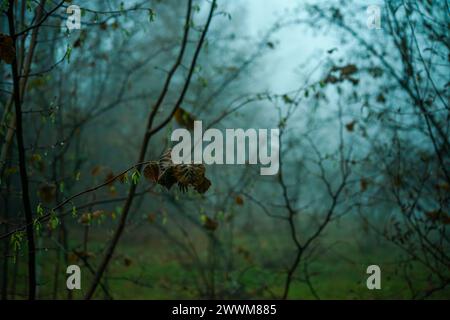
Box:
<box><xmin>33</xmin><ymin>218</ymin><xmax>41</xmax><ymax>234</ymax></box>
<box><xmin>49</xmin><ymin>214</ymin><xmax>59</xmax><ymax>230</ymax></box>
<box><xmin>148</xmin><ymin>9</ymin><xmax>156</xmax><ymax>22</ymax></box>
<box><xmin>37</xmin><ymin>203</ymin><xmax>44</xmax><ymax>217</ymax></box>
<box><xmin>131</xmin><ymin>170</ymin><xmax>141</xmax><ymax>185</ymax></box>
<box><xmin>66</xmin><ymin>45</ymin><xmax>72</xmax><ymax>63</ymax></box>
<box><xmin>72</xmin><ymin>205</ymin><xmax>77</xmax><ymax>217</ymax></box>
<box><xmin>10</xmin><ymin>231</ymin><xmax>24</xmax><ymax>253</ymax></box>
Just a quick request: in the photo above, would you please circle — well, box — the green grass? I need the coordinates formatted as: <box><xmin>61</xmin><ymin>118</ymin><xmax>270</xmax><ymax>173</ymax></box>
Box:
<box><xmin>4</xmin><ymin>225</ymin><xmax>450</xmax><ymax>300</ymax></box>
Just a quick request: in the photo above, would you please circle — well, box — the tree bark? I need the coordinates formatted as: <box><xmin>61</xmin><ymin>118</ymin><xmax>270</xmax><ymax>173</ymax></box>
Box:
<box><xmin>7</xmin><ymin>0</ymin><xmax>36</xmax><ymax>300</ymax></box>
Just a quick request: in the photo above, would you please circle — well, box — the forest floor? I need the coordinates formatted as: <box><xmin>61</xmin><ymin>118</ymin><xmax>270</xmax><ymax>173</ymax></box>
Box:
<box><xmin>7</xmin><ymin>222</ymin><xmax>449</xmax><ymax>300</ymax></box>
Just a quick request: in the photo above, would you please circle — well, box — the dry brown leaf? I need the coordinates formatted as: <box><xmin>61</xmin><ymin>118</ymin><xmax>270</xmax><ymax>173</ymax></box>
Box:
<box><xmin>0</xmin><ymin>34</ymin><xmax>15</xmax><ymax>64</ymax></box>
<box><xmin>147</xmin><ymin>212</ymin><xmax>156</xmax><ymax>223</ymax></box>
<box><xmin>202</xmin><ymin>216</ymin><xmax>218</xmax><ymax>231</ymax></box>
<box><xmin>194</xmin><ymin>176</ymin><xmax>211</xmax><ymax>194</ymax></box>
<box><xmin>339</xmin><ymin>64</ymin><xmax>358</xmax><ymax>76</ymax></box>
<box><xmin>105</xmin><ymin>171</ymin><xmax>116</xmax><ymax>186</ymax></box>
<box><xmin>92</xmin><ymin>210</ymin><xmax>104</xmax><ymax>219</ymax></box>
<box><xmin>360</xmin><ymin>178</ymin><xmax>369</xmax><ymax>192</ymax></box>
<box><xmin>91</xmin><ymin>165</ymin><xmax>102</xmax><ymax>176</ymax></box>
<box><xmin>38</xmin><ymin>184</ymin><xmax>56</xmax><ymax>203</ymax></box>
<box><xmin>345</xmin><ymin>121</ymin><xmax>356</xmax><ymax>132</ymax></box>
<box><xmin>174</xmin><ymin>107</ymin><xmax>195</xmax><ymax>130</ymax></box>
<box><xmin>143</xmin><ymin>162</ymin><xmax>159</xmax><ymax>182</ymax></box>
<box><xmin>123</xmin><ymin>257</ymin><xmax>132</xmax><ymax>267</ymax></box>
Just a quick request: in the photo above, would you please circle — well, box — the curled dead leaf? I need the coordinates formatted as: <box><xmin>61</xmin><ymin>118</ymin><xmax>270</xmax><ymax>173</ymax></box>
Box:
<box><xmin>155</xmin><ymin>149</ymin><xmax>211</xmax><ymax>194</ymax></box>
<box><xmin>143</xmin><ymin>162</ymin><xmax>159</xmax><ymax>182</ymax></box>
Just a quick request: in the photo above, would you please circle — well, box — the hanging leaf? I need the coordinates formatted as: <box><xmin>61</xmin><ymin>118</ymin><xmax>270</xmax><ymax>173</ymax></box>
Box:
<box><xmin>147</xmin><ymin>8</ymin><xmax>156</xmax><ymax>22</ymax></box>
<box><xmin>376</xmin><ymin>93</ymin><xmax>386</xmax><ymax>104</ymax></box>
<box><xmin>108</xmin><ymin>185</ymin><xmax>117</xmax><ymax>197</ymax></box>
<box><xmin>0</xmin><ymin>33</ymin><xmax>15</xmax><ymax>64</ymax></box>
<box><xmin>201</xmin><ymin>215</ymin><xmax>218</xmax><ymax>231</ymax></box>
<box><xmin>339</xmin><ymin>64</ymin><xmax>358</xmax><ymax>77</ymax></box>
<box><xmin>38</xmin><ymin>184</ymin><xmax>56</xmax><ymax>203</ymax></box>
<box><xmin>30</xmin><ymin>153</ymin><xmax>45</xmax><ymax>172</ymax></box>
<box><xmin>345</xmin><ymin>121</ymin><xmax>356</xmax><ymax>132</ymax></box>
<box><xmin>173</xmin><ymin>163</ymin><xmax>205</xmax><ymax>190</ymax></box>
<box><xmin>194</xmin><ymin>176</ymin><xmax>211</xmax><ymax>194</ymax></box>
<box><xmin>123</xmin><ymin>257</ymin><xmax>133</xmax><ymax>267</ymax></box>
<box><xmin>143</xmin><ymin>149</ymin><xmax>212</xmax><ymax>194</ymax></box>
<box><xmin>235</xmin><ymin>195</ymin><xmax>244</xmax><ymax>205</ymax></box>
<box><xmin>71</xmin><ymin>205</ymin><xmax>77</xmax><ymax>217</ymax></box>
<box><xmin>360</xmin><ymin>178</ymin><xmax>369</xmax><ymax>192</ymax></box>
<box><xmin>79</xmin><ymin>212</ymin><xmax>91</xmax><ymax>224</ymax></box>
<box><xmin>34</xmin><ymin>219</ymin><xmax>42</xmax><ymax>234</ymax></box>
<box><xmin>104</xmin><ymin>171</ymin><xmax>116</xmax><ymax>186</ymax></box>
<box><xmin>131</xmin><ymin>170</ymin><xmax>141</xmax><ymax>185</ymax></box>
<box><xmin>143</xmin><ymin>162</ymin><xmax>159</xmax><ymax>182</ymax></box>
<box><xmin>91</xmin><ymin>165</ymin><xmax>102</xmax><ymax>176</ymax></box>
<box><xmin>174</xmin><ymin>107</ymin><xmax>195</xmax><ymax>130</ymax></box>
<box><xmin>147</xmin><ymin>212</ymin><xmax>156</xmax><ymax>223</ymax></box>
<box><xmin>157</xmin><ymin>149</ymin><xmax>178</xmax><ymax>190</ymax></box>
<box><xmin>158</xmin><ymin>167</ymin><xmax>177</xmax><ymax>190</ymax></box>
<box><xmin>118</xmin><ymin>172</ymin><xmax>128</xmax><ymax>184</ymax></box>
<box><xmin>48</xmin><ymin>213</ymin><xmax>59</xmax><ymax>230</ymax></box>
<box><xmin>37</xmin><ymin>203</ymin><xmax>44</xmax><ymax>216</ymax></box>
<box><xmin>92</xmin><ymin>210</ymin><xmax>104</xmax><ymax>219</ymax></box>
<box><xmin>282</xmin><ymin>94</ymin><xmax>294</xmax><ymax>104</ymax></box>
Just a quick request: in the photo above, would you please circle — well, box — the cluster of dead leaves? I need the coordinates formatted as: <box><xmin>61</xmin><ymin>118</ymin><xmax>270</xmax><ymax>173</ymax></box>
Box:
<box><xmin>79</xmin><ymin>210</ymin><xmax>105</xmax><ymax>225</ymax></box>
<box><xmin>143</xmin><ymin>149</ymin><xmax>211</xmax><ymax>194</ymax></box>
<box><xmin>323</xmin><ymin>64</ymin><xmax>359</xmax><ymax>85</ymax></box>
<box><xmin>0</xmin><ymin>33</ymin><xmax>15</xmax><ymax>64</ymax></box>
